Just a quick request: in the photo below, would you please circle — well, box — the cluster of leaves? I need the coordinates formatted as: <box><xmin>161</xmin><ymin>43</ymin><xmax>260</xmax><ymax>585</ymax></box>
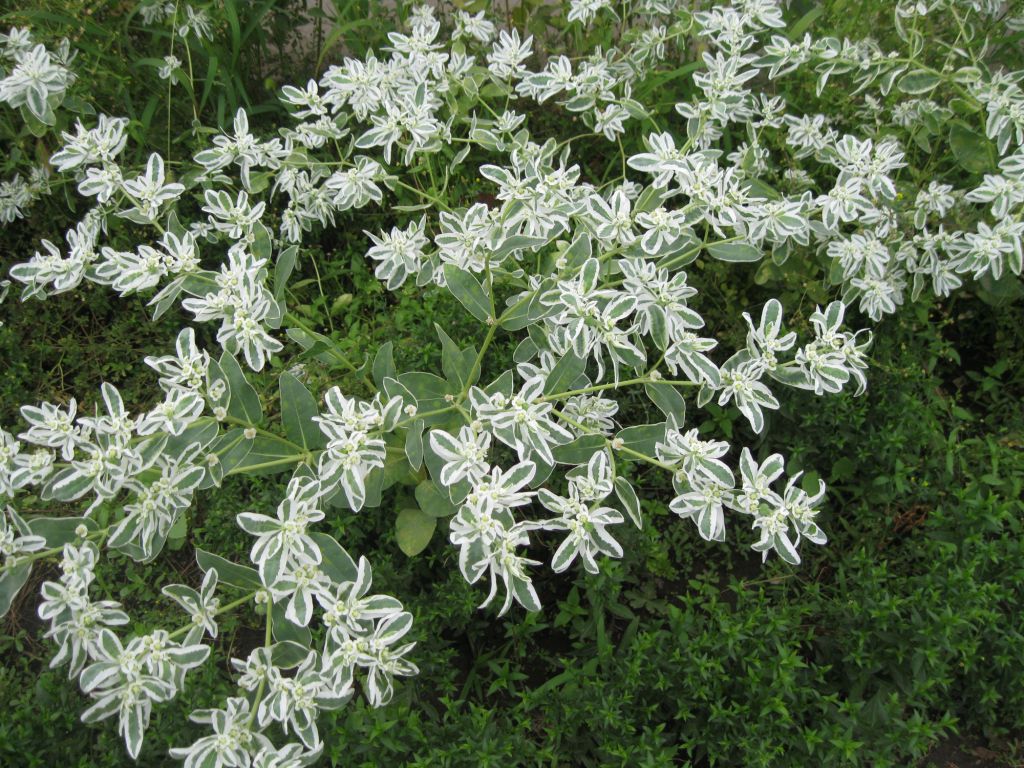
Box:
<box><xmin>0</xmin><ymin>0</ymin><xmax>1022</xmax><ymax>763</ymax></box>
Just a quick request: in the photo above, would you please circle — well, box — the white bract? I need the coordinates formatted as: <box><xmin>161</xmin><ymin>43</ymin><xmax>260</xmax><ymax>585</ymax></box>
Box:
<box><xmin>0</xmin><ymin>0</ymin><xmax>1021</xmax><ymax>761</ymax></box>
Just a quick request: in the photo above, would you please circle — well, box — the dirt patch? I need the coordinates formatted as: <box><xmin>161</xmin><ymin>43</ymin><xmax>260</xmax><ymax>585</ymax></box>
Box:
<box><xmin>920</xmin><ymin>734</ymin><xmax>1022</xmax><ymax>768</ymax></box>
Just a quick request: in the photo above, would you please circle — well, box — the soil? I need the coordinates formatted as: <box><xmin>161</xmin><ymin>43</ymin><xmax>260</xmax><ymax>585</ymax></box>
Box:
<box><xmin>920</xmin><ymin>734</ymin><xmax>1022</xmax><ymax>768</ymax></box>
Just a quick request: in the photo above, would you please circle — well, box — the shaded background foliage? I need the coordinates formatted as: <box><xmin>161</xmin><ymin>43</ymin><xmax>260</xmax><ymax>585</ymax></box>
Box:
<box><xmin>1</xmin><ymin>0</ymin><xmax>1023</xmax><ymax>765</ymax></box>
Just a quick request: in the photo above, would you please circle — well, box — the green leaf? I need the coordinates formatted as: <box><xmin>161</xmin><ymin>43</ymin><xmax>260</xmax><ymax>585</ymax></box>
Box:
<box><xmin>202</xmin><ymin>429</ymin><xmax>254</xmax><ymax>488</ymax></box>
<box><xmin>415</xmin><ymin>481</ymin><xmax>459</xmax><ymax>518</ymax></box>
<box><xmin>230</xmin><ymin>436</ymin><xmax>303</xmax><ymax>476</ymax></box>
<box><xmin>164</xmin><ymin>417</ymin><xmax>221</xmax><ymax>457</ymax></box>
<box><xmin>215</xmin><ymin>353</ymin><xmax>264</xmax><ymax>425</ymax></box>
<box><xmin>633</xmin><ymin>185</ymin><xmax>666</xmax><ymax>215</ymax></box>
<box><xmin>644</xmin><ymin>382</ymin><xmax>686</xmax><ymax>421</ymax></box>
<box><xmin>0</xmin><ymin>563</ymin><xmax>32</xmax><ymax>618</ymax></box>
<box><xmin>551</xmin><ymin>434</ymin><xmax>606</xmax><ymax>464</ymax></box>
<box><xmin>286</xmin><ymin>326</ymin><xmax>361</xmax><ymax>370</ymax></box>
<box><xmin>443</xmin><ymin>264</ymin><xmax>492</xmax><ymax>321</ymax></box>
<box><xmin>788</xmin><ymin>5</ymin><xmax>823</xmax><ymax>39</ymax></box>
<box><xmin>279</xmin><ymin>373</ymin><xmax>324</xmax><ymax>450</ymax></box>
<box><xmin>500</xmin><ymin>280</ymin><xmax>553</xmax><ymax>331</ymax></box>
<box><xmin>310</xmin><ymin>532</ymin><xmax>358</xmax><ymax>583</ymax></box>
<box><xmin>543</xmin><ymin>351</ymin><xmax>587</xmax><ymax>396</ymax></box>
<box><xmin>897</xmin><ymin>70</ymin><xmax>941</xmax><ymax>95</ymax></box>
<box><xmin>271</xmin><ymin>600</ymin><xmax>312</xmax><ymax>645</ymax></box>
<box><xmin>28</xmin><ymin>516</ymin><xmax>97</xmax><ymax>547</ymax></box>
<box><xmin>976</xmin><ymin>271</ymin><xmax>1024</xmax><ymax>306</ymax></box>
<box><xmin>743</xmin><ymin>178</ymin><xmax>781</xmax><ymax>202</ymax></box>
<box><xmin>224</xmin><ymin>0</ymin><xmax>241</xmax><ymax>61</ymax></box>
<box><xmin>436</xmin><ymin>324</ymin><xmax>477</xmax><ymax>391</ymax></box>
<box><xmin>485</xmin><ymin>369</ymin><xmax>514</xmax><ymax>398</ymax></box>
<box><xmin>362</xmin><ymin>436</ymin><xmax>412</xmax><ymax>509</ymax></box>
<box><xmin>315</xmin><ymin>17</ymin><xmax>378</xmax><ymax>71</ymax></box>
<box><xmin>251</xmin><ymin>223</ymin><xmax>273</xmax><ymax>262</ymax></box>
<box><xmin>199</xmin><ymin>54</ymin><xmax>219</xmax><ymax>111</ymax></box>
<box><xmin>500</xmin><ymin>296</ymin><xmax>533</xmax><ymax>331</ymax></box>
<box><xmin>397</xmin><ymin>372</ymin><xmax>453</xmax><ymax>414</ymax></box>
<box><xmin>614</xmin><ymin>477</ymin><xmax>643</xmax><ymax>529</ymax></box>
<box><xmin>706</xmin><ymin>242</ymin><xmax>762</xmax><ymax>263</ymax></box>
<box><xmin>271</xmin><ymin>640</ymin><xmax>311</xmax><ymax>669</ymax></box>
<box><xmin>167</xmin><ymin>512</ymin><xmax>188</xmax><ymax>549</ymax></box>
<box><xmin>274</xmin><ymin>245</ymin><xmax>298</xmax><ymax>302</ymax></box>
<box><xmin>615</xmin><ymin>423</ymin><xmax>667</xmax><ymax>458</ymax></box>
<box><xmin>830</xmin><ymin>456</ymin><xmax>857</xmax><ymax>483</ymax></box>
<box><xmin>801</xmin><ymin>471</ymin><xmax>822</xmax><ymax>495</ymax></box>
<box><xmin>395</xmin><ymin>507</ymin><xmax>436</xmax><ymax>556</ymax></box>
<box><xmin>383</xmin><ymin>376</ymin><xmax>416</xmax><ymax>409</ymax></box>
<box><xmin>405</xmin><ymin>420</ymin><xmax>425</xmax><ymax>471</ymax></box>
<box><xmin>196</xmin><ymin>549</ymin><xmax>261</xmax><ymax>590</ymax></box>
<box><xmin>373</xmin><ymin>343</ymin><xmax>397</xmax><ymax>388</ymax></box>
<box><xmin>493</xmin><ymin>234</ymin><xmax>550</xmax><ymax>260</ymax></box>
<box><xmin>949</xmin><ymin>123</ymin><xmax>995</xmax><ymax>174</ymax></box>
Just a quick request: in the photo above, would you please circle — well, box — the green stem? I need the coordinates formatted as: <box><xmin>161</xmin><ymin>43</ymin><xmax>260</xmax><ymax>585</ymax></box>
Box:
<box><xmin>543</xmin><ymin>377</ymin><xmax>697</xmax><ymax>402</ymax></box>
<box><xmin>221</xmin><ymin>415</ymin><xmax>307</xmax><ymax>454</ymax></box>
<box><xmin>390</xmin><ymin>405</ymin><xmax>458</xmax><ymax>431</ymax></box>
<box><xmin>615</xmin><ymin>445</ymin><xmax>676</xmax><ymax>471</ymax></box>
<box><xmin>284</xmin><ymin>311</ymin><xmax>373</xmax><ymax>388</ymax></box>
<box><xmin>390</xmin><ymin>178</ymin><xmax>452</xmax><ymax>211</ymax></box>
<box><xmin>458</xmin><ymin>319</ymin><xmax>499</xmax><ymax>403</ymax></box>
<box><xmin>247</xmin><ymin>604</ymin><xmax>274</xmax><ymax>727</ymax></box>
<box><xmin>226</xmin><ymin>454</ymin><xmax>309</xmax><ymax>476</ymax></box>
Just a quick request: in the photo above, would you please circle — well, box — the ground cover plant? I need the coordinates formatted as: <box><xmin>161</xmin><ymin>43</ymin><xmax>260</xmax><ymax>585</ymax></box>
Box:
<box><xmin>0</xmin><ymin>0</ymin><xmax>1022</xmax><ymax>765</ymax></box>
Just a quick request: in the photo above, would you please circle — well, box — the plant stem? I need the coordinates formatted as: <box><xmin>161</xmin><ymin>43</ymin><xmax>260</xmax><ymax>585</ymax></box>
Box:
<box><xmin>221</xmin><ymin>415</ymin><xmax>307</xmax><ymax>454</ymax></box>
<box><xmin>390</xmin><ymin>178</ymin><xmax>452</xmax><ymax>211</ymax></box>
<box><xmin>543</xmin><ymin>377</ymin><xmax>697</xmax><ymax>402</ymax></box>
<box><xmin>284</xmin><ymin>311</ymin><xmax>373</xmax><ymax>388</ymax></box>
<box><xmin>226</xmin><ymin>454</ymin><xmax>309</xmax><ymax>476</ymax></box>
<box><xmin>459</xmin><ymin>320</ymin><xmax>499</xmax><ymax>402</ymax></box>
<box><xmin>247</xmin><ymin>604</ymin><xmax>274</xmax><ymax>727</ymax></box>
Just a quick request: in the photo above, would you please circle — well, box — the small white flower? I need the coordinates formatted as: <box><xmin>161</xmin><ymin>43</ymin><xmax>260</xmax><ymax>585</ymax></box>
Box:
<box><xmin>158</xmin><ymin>54</ymin><xmax>181</xmax><ymax>81</ymax></box>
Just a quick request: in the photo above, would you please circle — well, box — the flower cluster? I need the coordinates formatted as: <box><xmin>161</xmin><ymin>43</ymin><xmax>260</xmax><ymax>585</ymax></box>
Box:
<box><xmin>0</xmin><ymin>27</ymin><xmax>78</xmax><ymax>222</ymax></box>
<box><xmin>36</xmin><ymin>538</ymin><xmax>209</xmax><ymax>759</ymax></box>
<box><xmin>0</xmin><ymin>26</ymin><xmax>75</xmax><ymax>124</ymax></box>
